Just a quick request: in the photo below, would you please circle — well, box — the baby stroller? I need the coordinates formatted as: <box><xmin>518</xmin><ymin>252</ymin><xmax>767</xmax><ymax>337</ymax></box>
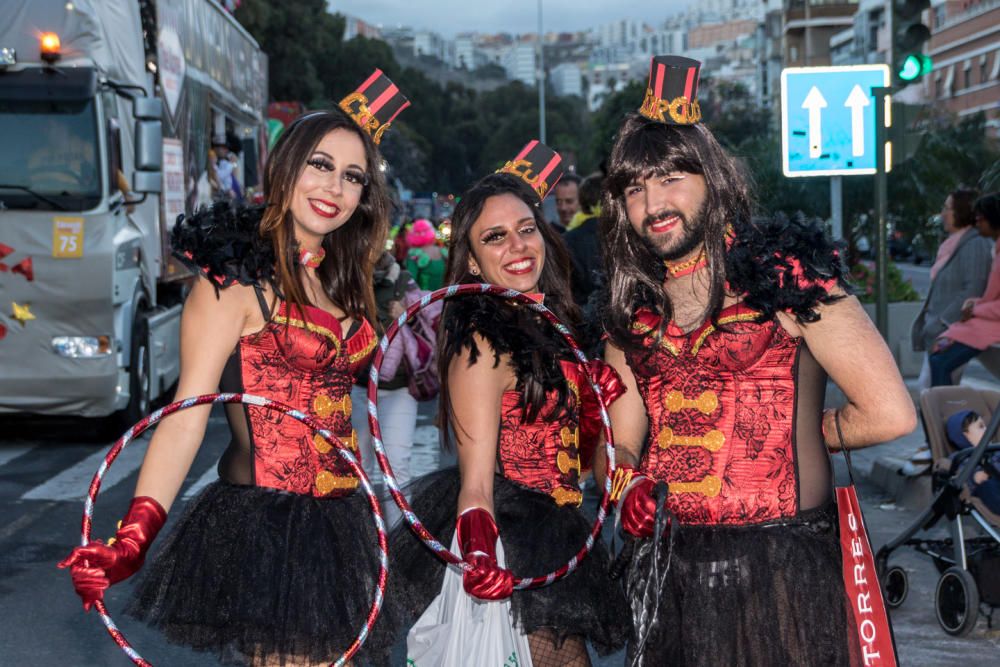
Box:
<box><xmin>875</xmin><ymin>386</ymin><xmax>1000</xmax><ymax>636</ymax></box>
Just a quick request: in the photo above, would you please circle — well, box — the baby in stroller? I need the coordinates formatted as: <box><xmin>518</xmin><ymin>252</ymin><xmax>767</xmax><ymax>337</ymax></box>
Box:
<box><xmin>947</xmin><ymin>410</ymin><xmax>1000</xmax><ymax>514</ymax></box>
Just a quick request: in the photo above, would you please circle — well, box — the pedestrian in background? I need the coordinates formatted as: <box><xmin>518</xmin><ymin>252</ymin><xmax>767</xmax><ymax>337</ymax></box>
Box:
<box><xmin>563</xmin><ymin>171</ymin><xmax>605</xmax><ymax>312</ymax></box>
<box><xmin>351</xmin><ymin>251</ymin><xmax>419</xmax><ymax>505</ymax></box>
<box><xmin>931</xmin><ymin>192</ymin><xmax>1000</xmax><ymax>386</ymax></box>
<box><xmin>552</xmin><ymin>171</ymin><xmax>581</xmax><ymax>233</ymax></box>
<box><xmin>406</xmin><ymin>218</ymin><xmax>447</xmax><ymax>290</ymax></box>
<box><xmin>911</xmin><ymin>187</ymin><xmax>993</xmax><ymax>388</ymax></box>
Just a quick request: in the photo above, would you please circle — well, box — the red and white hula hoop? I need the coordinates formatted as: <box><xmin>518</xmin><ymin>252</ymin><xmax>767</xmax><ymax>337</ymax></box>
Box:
<box><xmin>77</xmin><ymin>393</ymin><xmax>387</xmax><ymax>667</ymax></box>
<box><xmin>366</xmin><ymin>283</ymin><xmax>617</xmax><ymax>589</ymax></box>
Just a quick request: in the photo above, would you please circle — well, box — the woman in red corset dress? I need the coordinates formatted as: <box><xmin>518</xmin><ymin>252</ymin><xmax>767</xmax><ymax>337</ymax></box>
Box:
<box><xmin>371</xmin><ymin>148</ymin><xmax>628</xmax><ymax>666</ymax></box>
<box><xmin>59</xmin><ymin>78</ymin><xmax>408</xmax><ymax>665</ymax></box>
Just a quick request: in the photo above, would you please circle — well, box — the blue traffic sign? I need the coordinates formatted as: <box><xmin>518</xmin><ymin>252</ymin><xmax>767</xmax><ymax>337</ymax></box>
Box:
<box><xmin>781</xmin><ymin>65</ymin><xmax>889</xmax><ymax>177</ymax></box>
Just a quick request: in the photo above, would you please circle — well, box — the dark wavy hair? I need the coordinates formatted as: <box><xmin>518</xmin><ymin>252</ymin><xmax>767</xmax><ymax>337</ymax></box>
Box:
<box><xmin>950</xmin><ymin>187</ymin><xmax>980</xmax><ymax>230</ymax></box>
<box><xmin>438</xmin><ymin>172</ymin><xmax>581</xmax><ymax>434</ymax></box>
<box><xmin>974</xmin><ymin>191</ymin><xmax>1000</xmax><ymax>233</ymax></box>
<box><xmin>259</xmin><ymin>108</ymin><xmax>389</xmax><ymax>325</ymax></box>
<box><xmin>600</xmin><ymin>113</ymin><xmax>754</xmax><ymax>350</ymax></box>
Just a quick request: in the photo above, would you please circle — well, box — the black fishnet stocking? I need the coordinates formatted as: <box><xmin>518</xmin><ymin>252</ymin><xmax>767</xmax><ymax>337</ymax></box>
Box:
<box><xmin>528</xmin><ymin>629</ymin><xmax>591</xmax><ymax>667</ymax></box>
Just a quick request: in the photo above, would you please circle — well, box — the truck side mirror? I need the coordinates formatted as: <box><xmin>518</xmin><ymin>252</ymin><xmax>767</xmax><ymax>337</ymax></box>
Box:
<box><xmin>132</xmin><ymin>97</ymin><xmax>162</xmax><ymax>194</ymax></box>
<box><xmin>134</xmin><ymin>97</ymin><xmax>162</xmax><ymax>121</ymax></box>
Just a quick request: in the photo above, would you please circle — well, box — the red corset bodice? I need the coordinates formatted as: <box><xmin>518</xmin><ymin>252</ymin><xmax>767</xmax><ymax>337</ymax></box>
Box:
<box><xmin>626</xmin><ymin>304</ymin><xmax>802</xmax><ymax>525</ymax></box>
<box><xmin>498</xmin><ymin>360</ymin><xmax>585</xmax><ymax>507</ymax></box>
<box><xmin>236</xmin><ymin>302</ymin><xmax>376</xmax><ymax>497</ymax></box>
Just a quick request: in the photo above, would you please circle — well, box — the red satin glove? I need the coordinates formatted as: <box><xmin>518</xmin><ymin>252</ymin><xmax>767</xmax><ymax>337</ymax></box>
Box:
<box><xmin>457</xmin><ymin>507</ymin><xmax>514</xmax><ymax>601</ymax></box>
<box><xmin>578</xmin><ymin>360</ymin><xmax>628</xmax><ymax>470</ymax></box>
<box><xmin>617</xmin><ymin>466</ymin><xmax>657</xmax><ymax>539</ymax></box>
<box><xmin>58</xmin><ymin>496</ymin><xmax>167</xmax><ymax>611</ymax></box>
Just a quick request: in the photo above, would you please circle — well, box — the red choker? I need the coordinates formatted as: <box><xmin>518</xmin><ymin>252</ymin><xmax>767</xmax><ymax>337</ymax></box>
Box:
<box><xmin>298</xmin><ymin>248</ymin><xmax>326</xmax><ymax>268</ymax></box>
<box><xmin>664</xmin><ymin>252</ymin><xmax>706</xmax><ymax>278</ymax></box>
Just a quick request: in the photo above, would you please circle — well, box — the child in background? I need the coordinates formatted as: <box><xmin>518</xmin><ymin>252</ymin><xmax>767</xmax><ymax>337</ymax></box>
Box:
<box><xmin>947</xmin><ymin>409</ymin><xmax>1000</xmax><ymax>514</ymax></box>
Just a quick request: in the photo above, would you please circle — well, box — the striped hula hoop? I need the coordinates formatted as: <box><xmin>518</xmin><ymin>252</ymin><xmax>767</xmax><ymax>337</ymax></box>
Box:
<box><xmin>366</xmin><ymin>283</ymin><xmax>617</xmax><ymax>589</ymax></box>
<box><xmin>77</xmin><ymin>392</ymin><xmax>387</xmax><ymax>667</ymax></box>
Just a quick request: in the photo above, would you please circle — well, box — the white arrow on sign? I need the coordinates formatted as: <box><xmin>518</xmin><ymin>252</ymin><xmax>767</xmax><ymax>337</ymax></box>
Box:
<box><xmin>801</xmin><ymin>86</ymin><xmax>828</xmax><ymax>159</ymax></box>
<box><xmin>844</xmin><ymin>84</ymin><xmax>870</xmax><ymax>157</ymax></box>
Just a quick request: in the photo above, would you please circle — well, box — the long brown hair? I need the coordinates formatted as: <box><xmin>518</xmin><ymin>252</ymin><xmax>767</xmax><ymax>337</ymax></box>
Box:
<box><xmin>259</xmin><ymin>109</ymin><xmax>389</xmax><ymax>325</ymax></box>
<box><xmin>601</xmin><ymin>113</ymin><xmax>754</xmax><ymax>350</ymax></box>
<box><xmin>438</xmin><ymin>172</ymin><xmax>581</xmax><ymax>435</ymax></box>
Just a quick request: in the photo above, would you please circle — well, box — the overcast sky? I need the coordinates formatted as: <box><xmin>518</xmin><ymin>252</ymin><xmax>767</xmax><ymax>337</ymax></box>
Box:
<box><xmin>328</xmin><ymin>1</ymin><xmax>693</xmax><ymax>37</ymax></box>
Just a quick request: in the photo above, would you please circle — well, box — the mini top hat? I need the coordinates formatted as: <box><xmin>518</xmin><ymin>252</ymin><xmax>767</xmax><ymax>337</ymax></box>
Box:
<box><xmin>639</xmin><ymin>55</ymin><xmax>702</xmax><ymax>125</ymax></box>
<box><xmin>339</xmin><ymin>69</ymin><xmax>411</xmax><ymax>144</ymax></box>
<box><xmin>497</xmin><ymin>140</ymin><xmax>565</xmax><ymax>200</ymax></box>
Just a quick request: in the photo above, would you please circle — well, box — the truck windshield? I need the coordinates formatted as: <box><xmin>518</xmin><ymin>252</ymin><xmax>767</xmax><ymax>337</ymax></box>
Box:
<box><xmin>0</xmin><ymin>98</ymin><xmax>101</xmax><ymax>211</ymax></box>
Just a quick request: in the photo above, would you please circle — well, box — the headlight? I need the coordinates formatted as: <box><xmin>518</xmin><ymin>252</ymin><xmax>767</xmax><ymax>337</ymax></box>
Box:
<box><xmin>52</xmin><ymin>336</ymin><xmax>112</xmax><ymax>358</ymax></box>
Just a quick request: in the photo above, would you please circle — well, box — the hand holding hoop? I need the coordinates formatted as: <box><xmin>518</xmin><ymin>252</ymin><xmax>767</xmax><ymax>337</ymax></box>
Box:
<box><xmin>366</xmin><ymin>283</ymin><xmax>619</xmax><ymax>589</ymax></box>
<box><xmin>68</xmin><ymin>393</ymin><xmax>388</xmax><ymax>667</ymax></box>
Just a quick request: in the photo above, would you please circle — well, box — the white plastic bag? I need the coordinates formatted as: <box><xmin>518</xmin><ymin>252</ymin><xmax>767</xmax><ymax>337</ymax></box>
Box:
<box><xmin>406</xmin><ymin>534</ymin><xmax>533</xmax><ymax>667</ymax></box>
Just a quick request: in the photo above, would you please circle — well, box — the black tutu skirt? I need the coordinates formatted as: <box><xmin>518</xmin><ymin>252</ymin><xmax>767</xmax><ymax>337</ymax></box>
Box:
<box><xmin>365</xmin><ymin>468</ymin><xmax>628</xmax><ymax>662</ymax></box>
<box><xmin>619</xmin><ymin>502</ymin><xmax>861</xmax><ymax>667</ymax></box>
<box><xmin>126</xmin><ymin>480</ymin><xmax>383</xmax><ymax>666</ymax></box>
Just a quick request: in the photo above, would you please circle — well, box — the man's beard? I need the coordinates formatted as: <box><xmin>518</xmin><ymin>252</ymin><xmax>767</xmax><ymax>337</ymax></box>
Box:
<box><xmin>639</xmin><ymin>201</ymin><xmax>707</xmax><ymax>261</ymax></box>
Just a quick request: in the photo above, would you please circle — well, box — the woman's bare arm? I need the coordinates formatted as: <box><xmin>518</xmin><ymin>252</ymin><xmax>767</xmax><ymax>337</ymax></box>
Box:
<box><xmin>133</xmin><ymin>277</ymin><xmax>251</xmax><ymax>511</ymax></box>
<box><xmin>449</xmin><ymin>333</ymin><xmax>512</xmax><ymax>516</ymax></box>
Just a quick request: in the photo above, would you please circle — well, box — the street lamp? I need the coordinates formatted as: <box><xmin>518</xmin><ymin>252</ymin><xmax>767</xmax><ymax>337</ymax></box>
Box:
<box><xmin>537</xmin><ymin>0</ymin><xmax>546</xmax><ymax>143</ymax></box>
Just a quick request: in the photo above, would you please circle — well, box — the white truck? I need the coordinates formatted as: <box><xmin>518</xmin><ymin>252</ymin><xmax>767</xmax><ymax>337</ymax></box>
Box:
<box><xmin>0</xmin><ymin>0</ymin><xmax>268</xmax><ymax>426</ymax></box>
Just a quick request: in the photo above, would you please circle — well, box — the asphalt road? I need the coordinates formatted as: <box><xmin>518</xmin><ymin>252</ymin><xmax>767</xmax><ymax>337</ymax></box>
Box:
<box><xmin>1</xmin><ymin>396</ymin><xmax>998</xmax><ymax>665</ymax></box>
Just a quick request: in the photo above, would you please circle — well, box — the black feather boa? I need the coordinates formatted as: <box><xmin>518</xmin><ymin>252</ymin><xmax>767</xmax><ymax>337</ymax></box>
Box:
<box><xmin>727</xmin><ymin>213</ymin><xmax>850</xmax><ymax>323</ymax></box>
<box><xmin>170</xmin><ymin>201</ymin><xmax>274</xmax><ymax>290</ymax></box>
<box><xmin>442</xmin><ymin>293</ymin><xmax>575</xmax><ymax>421</ymax></box>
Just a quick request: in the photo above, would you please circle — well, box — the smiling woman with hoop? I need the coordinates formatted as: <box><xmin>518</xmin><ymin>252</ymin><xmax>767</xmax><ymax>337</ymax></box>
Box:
<box><xmin>59</xmin><ymin>71</ymin><xmax>409</xmax><ymax>667</ymax></box>
<box><xmin>369</xmin><ymin>143</ymin><xmax>629</xmax><ymax>667</ymax></box>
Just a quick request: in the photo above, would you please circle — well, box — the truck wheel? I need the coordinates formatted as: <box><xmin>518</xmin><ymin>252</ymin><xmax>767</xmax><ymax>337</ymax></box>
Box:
<box><xmin>110</xmin><ymin>313</ymin><xmax>151</xmax><ymax>434</ymax></box>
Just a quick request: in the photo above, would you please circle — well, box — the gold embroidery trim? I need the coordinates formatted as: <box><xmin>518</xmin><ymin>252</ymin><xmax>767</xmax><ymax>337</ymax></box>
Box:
<box><xmin>313</xmin><ymin>393</ymin><xmax>351</xmax><ymax>419</ymax></box>
<box><xmin>657</xmin><ymin>426</ymin><xmax>725</xmax><ymax>452</ymax></box>
<box><xmin>640</xmin><ymin>89</ymin><xmax>703</xmax><ymax>125</ymax></box>
<box><xmin>271</xmin><ymin>315</ymin><xmax>342</xmax><ymax>351</ymax></box>
<box><xmin>664</xmin><ymin>390</ymin><xmax>718</xmax><ymax>415</ymax></box>
<box><xmin>498</xmin><ymin>158</ymin><xmax>550</xmax><ymax>199</ymax></box>
<box><xmin>689</xmin><ymin>312</ymin><xmax>761</xmax><ymax>355</ymax></box>
<box><xmin>566</xmin><ymin>379</ymin><xmax>580</xmax><ymax>404</ymax></box>
<box><xmin>315</xmin><ymin>469</ymin><xmax>359</xmax><ymax>495</ymax></box>
<box><xmin>559</xmin><ymin>426</ymin><xmax>579</xmax><ymax>449</ymax></box>
<box><xmin>669</xmin><ymin>476</ymin><xmax>721</xmax><ymax>497</ymax></box>
<box><xmin>339</xmin><ymin>92</ymin><xmax>382</xmax><ymax>137</ymax></box>
<box><xmin>349</xmin><ymin>334</ymin><xmax>377</xmax><ymax>364</ymax></box>
<box><xmin>631</xmin><ymin>320</ymin><xmax>681</xmax><ymax>357</ymax></box>
<box><xmin>550</xmin><ymin>487</ymin><xmax>583</xmax><ymax>507</ymax></box>
<box><xmin>610</xmin><ymin>467</ymin><xmax>635</xmax><ymax>502</ymax></box>
<box><xmin>557</xmin><ymin>450</ymin><xmax>581</xmax><ymax>475</ymax></box>
<box><xmin>312</xmin><ymin>429</ymin><xmax>357</xmax><ymax>454</ymax></box>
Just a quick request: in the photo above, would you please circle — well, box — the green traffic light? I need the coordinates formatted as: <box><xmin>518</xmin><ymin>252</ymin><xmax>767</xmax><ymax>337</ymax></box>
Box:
<box><xmin>920</xmin><ymin>54</ymin><xmax>933</xmax><ymax>75</ymax></box>
<box><xmin>899</xmin><ymin>54</ymin><xmax>922</xmax><ymax>81</ymax></box>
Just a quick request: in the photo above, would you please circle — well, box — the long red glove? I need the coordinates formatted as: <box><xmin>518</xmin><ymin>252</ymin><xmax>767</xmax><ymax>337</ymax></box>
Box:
<box><xmin>457</xmin><ymin>507</ymin><xmax>514</xmax><ymax>601</ymax></box>
<box><xmin>616</xmin><ymin>465</ymin><xmax>658</xmax><ymax>539</ymax></box>
<box><xmin>58</xmin><ymin>496</ymin><xmax>167</xmax><ymax>611</ymax></box>
<box><xmin>578</xmin><ymin>360</ymin><xmax>628</xmax><ymax>471</ymax></box>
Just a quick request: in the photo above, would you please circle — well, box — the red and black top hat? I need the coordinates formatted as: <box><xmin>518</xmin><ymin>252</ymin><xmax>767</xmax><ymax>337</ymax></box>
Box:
<box><xmin>338</xmin><ymin>69</ymin><xmax>411</xmax><ymax>144</ymax></box>
<box><xmin>639</xmin><ymin>55</ymin><xmax>702</xmax><ymax>125</ymax></box>
<box><xmin>496</xmin><ymin>140</ymin><xmax>565</xmax><ymax>200</ymax></box>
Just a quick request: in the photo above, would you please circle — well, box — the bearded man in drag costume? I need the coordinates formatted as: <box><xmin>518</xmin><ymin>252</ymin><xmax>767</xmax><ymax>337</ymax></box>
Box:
<box><xmin>599</xmin><ymin>56</ymin><xmax>917</xmax><ymax>665</ymax></box>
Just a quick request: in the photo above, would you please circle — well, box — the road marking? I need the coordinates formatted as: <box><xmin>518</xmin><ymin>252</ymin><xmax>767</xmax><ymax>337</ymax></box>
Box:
<box><xmin>0</xmin><ymin>445</ymin><xmax>34</xmax><ymax>467</ymax></box>
<box><xmin>182</xmin><ymin>464</ymin><xmax>218</xmax><ymax>500</ymax></box>
<box><xmin>21</xmin><ymin>437</ymin><xmax>150</xmax><ymax>502</ymax></box>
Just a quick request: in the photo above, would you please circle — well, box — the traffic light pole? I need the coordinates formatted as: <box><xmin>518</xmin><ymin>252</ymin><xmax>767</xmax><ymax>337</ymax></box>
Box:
<box><xmin>873</xmin><ymin>86</ymin><xmax>891</xmax><ymax>340</ymax></box>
